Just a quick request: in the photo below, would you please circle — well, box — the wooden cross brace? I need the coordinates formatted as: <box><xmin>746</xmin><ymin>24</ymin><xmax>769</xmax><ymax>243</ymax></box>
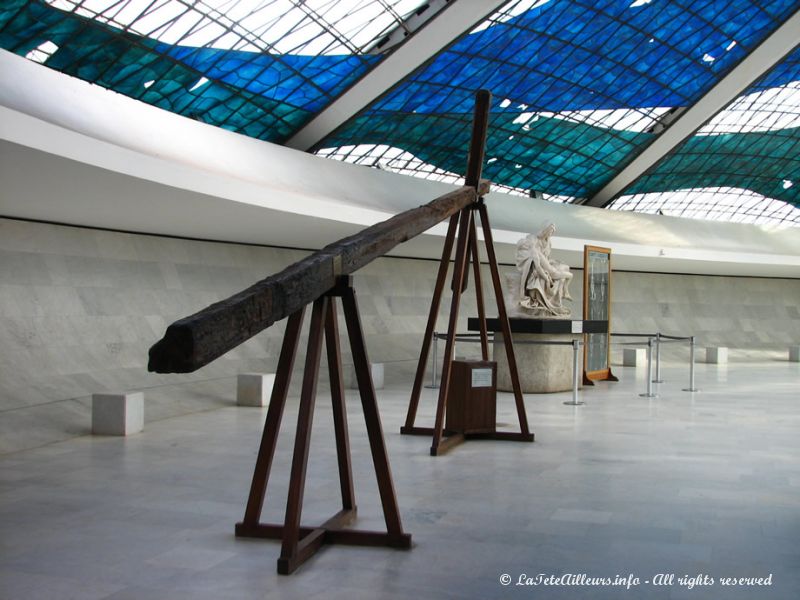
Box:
<box><xmin>400</xmin><ymin>90</ymin><xmax>535</xmax><ymax>455</ymax></box>
<box><xmin>235</xmin><ymin>276</ymin><xmax>411</xmax><ymax>574</ymax></box>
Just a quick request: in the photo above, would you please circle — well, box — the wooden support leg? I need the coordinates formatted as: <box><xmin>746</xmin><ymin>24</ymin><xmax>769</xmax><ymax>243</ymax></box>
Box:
<box><xmin>402</xmin><ymin>213</ymin><xmax>459</xmax><ymax>434</ymax></box>
<box><xmin>325</xmin><ymin>298</ymin><xmax>355</xmax><ymax>511</ymax></box>
<box><xmin>341</xmin><ymin>284</ymin><xmax>409</xmax><ymax>544</ymax></box>
<box><xmin>431</xmin><ymin>208</ymin><xmax>474</xmax><ymax>455</ymax></box>
<box><xmin>478</xmin><ymin>202</ymin><xmax>533</xmax><ymax>441</ymax></box>
<box><xmin>278</xmin><ymin>297</ymin><xmax>328</xmax><ymax>575</ymax></box>
<box><xmin>237</xmin><ymin>309</ymin><xmax>305</xmax><ymax>529</ymax></box>
<box><xmin>236</xmin><ymin>279</ymin><xmax>411</xmax><ymax>575</ymax></box>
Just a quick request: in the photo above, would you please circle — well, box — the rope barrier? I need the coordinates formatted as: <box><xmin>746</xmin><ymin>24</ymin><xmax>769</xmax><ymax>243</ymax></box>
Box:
<box><xmin>427</xmin><ymin>330</ymin><xmax>585</xmax><ymax>405</ymax></box>
<box><xmin>425</xmin><ymin>328</ymin><xmax>700</xmax><ymax>403</ymax></box>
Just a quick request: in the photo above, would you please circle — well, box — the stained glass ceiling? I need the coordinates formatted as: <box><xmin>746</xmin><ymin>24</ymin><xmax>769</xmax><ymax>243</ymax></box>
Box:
<box><xmin>610</xmin><ymin>46</ymin><xmax>800</xmax><ymax>225</ymax></box>
<box><xmin>317</xmin><ymin>0</ymin><xmax>800</xmax><ymax>226</ymax></box>
<box><xmin>0</xmin><ymin>0</ymin><xmax>430</xmax><ymax>141</ymax></box>
<box><xmin>1</xmin><ymin>0</ymin><xmax>799</xmax><ymax>226</ymax></box>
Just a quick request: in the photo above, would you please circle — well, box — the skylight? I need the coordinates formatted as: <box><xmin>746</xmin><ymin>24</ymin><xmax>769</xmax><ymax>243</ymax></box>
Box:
<box><xmin>610</xmin><ymin>188</ymin><xmax>799</xmax><ymax>228</ymax></box>
<box><xmin>698</xmin><ymin>81</ymin><xmax>800</xmax><ymax>135</ymax></box>
<box><xmin>24</xmin><ymin>40</ymin><xmax>59</xmax><ymax>63</ymax></box>
<box><xmin>2</xmin><ymin>0</ymin><xmax>798</xmax><ymax>226</ymax></box>
<box><xmin>316</xmin><ymin>143</ymin><xmax>573</xmax><ymax>201</ymax></box>
<box><xmin>45</xmin><ymin>0</ymin><xmax>429</xmax><ymax>54</ymax></box>
<box><xmin>316</xmin><ymin>0</ymin><xmax>798</xmax><ymax>223</ymax></box>
<box><xmin>319</xmin><ymin>0</ymin><xmax>789</xmax><ymax>204</ymax></box>
<box><xmin>623</xmin><ymin>47</ymin><xmax>800</xmax><ymax>224</ymax></box>
<box><xmin>1</xmin><ymin>0</ymin><xmax>432</xmax><ymax>143</ymax></box>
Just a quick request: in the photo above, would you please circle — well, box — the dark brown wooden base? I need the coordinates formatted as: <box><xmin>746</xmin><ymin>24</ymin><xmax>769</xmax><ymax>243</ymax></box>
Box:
<box><xmin>401</xmin><ymin>426</ymin><xmax>534</xmax><ymax>455</ymax></box>
<box><xmin>236</xmin><ymin>510</ymin><xmax>411</xmax><ymax>575</ymax></box>
<box><xmin>235</xmin><ymin>277</ymin><xmax>410</xmax><ymax>574</ymax></box>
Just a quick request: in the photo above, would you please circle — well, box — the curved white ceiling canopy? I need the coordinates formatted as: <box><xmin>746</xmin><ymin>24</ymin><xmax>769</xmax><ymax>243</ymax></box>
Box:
<box><xmin>1</xmin><ymin>49</ymin><xmax>798</xmax><ymax>278</ymax></box>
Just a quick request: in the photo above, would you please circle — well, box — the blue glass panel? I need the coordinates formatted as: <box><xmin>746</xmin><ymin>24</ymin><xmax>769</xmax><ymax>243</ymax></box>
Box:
<box><xmin>373</xmin><ymin>0</ymin><xmax>797</xmax><ymax>116</ymax></box>
<box><xmin>324</xmin><ymin>110</ymin><xmax>648</xmax><ymax>198</ymax></box>
<box><xmin>0</xmin><ymin>0</ymin><xmax>379</xmax><ymax>142</ymax></box>
<box><xmin>626</xmin><ymin>128</ymin><xmax>800</xmax><ymax>206</ymax></box>
<box><xmin>753</xmin><ymin>46</ymin><xmax>800</xmax><ymax>90</ymax></box>
<box><xmin>321</xmin><ymin>0</ymin><xmax>799</xmax><ymax>205</ymax></box>
<box><xmin>160</xmin><ymin>46</ymin><xmax>376</xmax><ymax>113</ymax></box>
<box><xmin>627</xmin><ymin>47</ymin><xmax>800</xmax><ymax>208</ymax></box>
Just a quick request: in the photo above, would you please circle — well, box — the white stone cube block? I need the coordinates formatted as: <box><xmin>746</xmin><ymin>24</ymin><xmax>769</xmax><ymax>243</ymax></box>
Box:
<box><xmin>92</xmin><ymin>392</ymin><xmax>143</xmax><ymax>436</ymax></box>
<box><xmin>346</xmin><ymin>362</ymin><xmax>384</xmax><ymax>390</ymax></box>
<box><xmin>623</xmin><ymin>348</ymin><xmax>647</xmax><ymax>366</ymax></box>
<box><xmin>789</xmin><ymin>346</ymin><xmax>800</xmax><ymax>362</ymax></box>
<box><xmin>706</xmin><ymin>347</ymin><xmax>728</xmax><ymax>364</ymax></box>
<box><xmin>237</xmin><ymin>373</ymin><xmax>275</xmax><ymax>407</ymax></box>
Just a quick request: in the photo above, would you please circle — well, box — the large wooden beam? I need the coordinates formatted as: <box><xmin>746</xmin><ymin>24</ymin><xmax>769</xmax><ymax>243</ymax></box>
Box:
<box><xmin>148</xmin><ymin>180</ymin><xmax>489</xmax><ymax>373</ymax></box>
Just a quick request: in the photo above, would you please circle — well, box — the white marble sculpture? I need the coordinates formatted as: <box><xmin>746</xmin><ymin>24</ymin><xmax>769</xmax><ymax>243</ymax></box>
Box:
<box><xmin>509</xmin><ymin>223</ymin><xmax>573</xmax><ymax>318</ymax></box>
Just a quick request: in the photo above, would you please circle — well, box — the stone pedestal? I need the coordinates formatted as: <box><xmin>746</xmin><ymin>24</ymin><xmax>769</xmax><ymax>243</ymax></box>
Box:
<box><xmin>494</xmin><ymin>332</ymin><xmax>581</xmax><ymax>393</ymax></box>
<box><xmin>92</xmin><ymin>392</ymin><xmax>143</xmax><ymax>436</ymax></box>
<box><xmin>237</xmin><ymin>373</ymin><xmax>275</xmax><ymax>407</ymax></box>
<box><xmin>467</xmin><ymin>317</ymin><xmax>605</xmax><ymax>394</ymax></box>
<box><xmin>706</xmin><ymin>347</ymin><xmax>728</xmax><ymax>364</ymax></box>
<box><xmin>623</xmin><ymin>348</ymin><xmax>647</xmax><ymax>366</ymax></box>
<box><xmin>346</xmin><ymin>362</ymin><xmax>384</xmax><ymax>390</ymax></box>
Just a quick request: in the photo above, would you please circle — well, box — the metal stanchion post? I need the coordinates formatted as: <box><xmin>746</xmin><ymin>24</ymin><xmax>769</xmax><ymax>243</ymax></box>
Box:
<box><xmin>653</xmin><ymin>332</ymin><xmax>664</xmax><ymax>383</ymax></box>
<box><xmin>639</xmin><ymin>337</ymin><xmax>658</xmax><ymax>398</ymax></box>
<box><xmin>425</xmin><ymin>331</ymin><xmax>440</xmax><ymax>389</ymax></box>
<box><xmin>564</xmin><ymin>339</ymin><xmax>585</xmax><ymax>406</ymax></box>
<box><xmin>682</xmin><ymin>335</ymin><xmax>699</xmax><ymax>392</ymax></box>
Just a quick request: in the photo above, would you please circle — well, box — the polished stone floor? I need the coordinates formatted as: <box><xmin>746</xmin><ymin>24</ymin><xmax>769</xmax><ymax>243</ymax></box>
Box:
<box><xmin>1</xmin><ymin>359</ymin><xmax>798</xmax><ymax>600</ymax></box>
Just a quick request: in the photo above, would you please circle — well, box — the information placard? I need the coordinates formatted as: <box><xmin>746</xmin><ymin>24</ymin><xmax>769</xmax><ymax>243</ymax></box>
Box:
<box><xmin>471</xmin><ymin>368</ymin><xmax>493</xmax><ymax>388</ymax></box>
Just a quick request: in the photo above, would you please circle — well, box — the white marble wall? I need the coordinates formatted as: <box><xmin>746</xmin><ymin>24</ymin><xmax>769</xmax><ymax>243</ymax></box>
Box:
<box><xmin>1</xmin><ymin>218</ymin><xmax>798</xmax><ymax>453</ymax></box>
<box><xmin>0</xmin><ymin>218</ymin><xmax>480</xmax><ymax>452</ymax></box>
<box><xmin>612</xmin><ymin>270</ymin><xmax>800</xmax><ymax>347</ymax></box>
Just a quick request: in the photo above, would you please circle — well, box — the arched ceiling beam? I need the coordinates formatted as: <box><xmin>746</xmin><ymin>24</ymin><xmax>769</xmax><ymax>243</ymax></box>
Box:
<box><xmin>582</xmin><ymin>9</ymin><xmax>800</xmax><ymax>208</ymax></box>
<box><xmin>284</xmin><ymin>0</ymin><xmax>509</xmax><ymax>151</ymax></box>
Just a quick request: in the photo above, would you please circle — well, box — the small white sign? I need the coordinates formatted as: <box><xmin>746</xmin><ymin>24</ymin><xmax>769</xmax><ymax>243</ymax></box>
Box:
<box><xmin>472</xmin><ymin>368</ymin><xmax>493</xmax><ymax>388</ymax></box>
<box><xmin>571</xmin><ymin>321</ymin><xmax>583</xmax><ymax>334</ymax></box>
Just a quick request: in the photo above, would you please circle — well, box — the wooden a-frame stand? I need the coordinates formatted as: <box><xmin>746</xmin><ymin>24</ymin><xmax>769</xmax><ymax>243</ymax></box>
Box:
<box><xmin>400</xmin><ymin>90</ymin><xmax>534</xmax><ymax>456</ymax></box>
<box><xmin>235</xmin><ymin>276</ymin><xmax>411</xmax><ymax>574</ymax></box>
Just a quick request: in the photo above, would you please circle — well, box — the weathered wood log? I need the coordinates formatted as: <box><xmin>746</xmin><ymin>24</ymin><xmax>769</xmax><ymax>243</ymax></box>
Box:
<box><xmin>148</xmin><ymin>179</ymin><xmax>490</xmax><ymax>373</ymax></box>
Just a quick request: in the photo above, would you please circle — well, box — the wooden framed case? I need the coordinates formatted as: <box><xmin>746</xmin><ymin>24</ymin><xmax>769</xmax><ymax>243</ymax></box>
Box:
<box><xmin>583</xmin><ymin>245</ymin><xmax>617</xmax><ymax>383</ymax></box>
